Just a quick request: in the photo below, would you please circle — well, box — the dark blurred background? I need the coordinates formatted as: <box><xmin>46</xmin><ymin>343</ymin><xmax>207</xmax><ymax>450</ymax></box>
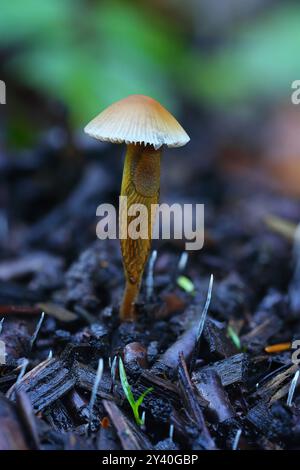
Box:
<box><xmin>1</xmin><ymin>0</ymin><xmax>300</xmax><ymax>261</ymax></box>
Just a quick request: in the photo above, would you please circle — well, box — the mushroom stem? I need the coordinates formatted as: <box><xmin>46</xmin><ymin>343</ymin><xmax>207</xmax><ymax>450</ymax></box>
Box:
<box><xmin>120</xmin><ymin>143</ymin><xmax>161</xmax><ymax>321</ymax></box>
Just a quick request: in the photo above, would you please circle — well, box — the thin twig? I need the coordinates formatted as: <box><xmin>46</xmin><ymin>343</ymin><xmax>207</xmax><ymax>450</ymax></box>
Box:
<box><xmin>287</xmin><ymin>369</ymin><xmax>300</xmax><ymax>407</ymax></box>
<box><xmin>110</xmin><ymin>355</ymin><xmax>117</xmax><ymax>386</ymax></box>
<box><xmin>232</xmin><ymin>428</ymin><xmax>242</xmax><ymax>450</ymax></box>
<box><xmin>6</xmin><ymin>357</ymin><xmax>30</xmax><ymax>398</ymax></box>
<box><xmin>89</xmin><ymin>358</ymin><xmax>104</xmax><ymax>429</ymax></box>
<box><xmin>178</xmin><ymin>252</ymin><xmax>188</xmax><ymax>273</ymax></box>
<box><xmin>197</xmin><ymin>274</ymin><xmax>214</xmax><ymax>341</ymax></box>
<box><xmin>141</xmin><ymin>411</ymin><xmax>146</xmax><ymax>428</ymax></box>
<box><xmin>189</xmin><ymin>274</ymin><xmax>213</xmax><ymax>373</ymax></box>
<box><xmin>146</xmin><ymin>250</ymin><xmax>157</xmax><ymax>301</ymax></box>
<box><xmin>255</xmin><ymin>363</ymin><xmax>289</xmax><ymax>390</ymax></box>
<box><xmin>169</xmin><ymin>423</ymin><xmax>174</xmax><ymax>442</ymax></box>
<box><xmin>16</xmin><ymin>359</ymin><xmax>29</xmax><ymax>385</ymax></box>
<box><xmin>30</xmin><ymin>312</ymin><xmax>45</xmax><ymax>350</ymax></box>
<box><xmin>178</xmin><ymin>353</ymin><xmax>216</xmax><ymax>449</ymax></box>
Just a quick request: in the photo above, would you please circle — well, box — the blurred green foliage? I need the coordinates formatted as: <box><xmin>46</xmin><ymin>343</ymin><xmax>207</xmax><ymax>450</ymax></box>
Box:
<box><xmin>0</xmin><ymin>0</ymin><xmax>299</xmax><ymax>127</ymax></box>
<box><xmin>184</xmin><ymin>5</ymin><xmax>300</xmax><ymax>105</ymax></box>
<box><xmin>1</xmin><ymin>0</ymin><xmax>183</xmax><ymax>125</ymax></box>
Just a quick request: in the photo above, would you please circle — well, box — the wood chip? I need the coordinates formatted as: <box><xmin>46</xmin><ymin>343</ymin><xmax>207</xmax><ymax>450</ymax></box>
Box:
<box><xmin>193</xmin><ymin>353</ymin><xmax>249</xmax><ymax>387</ymax></box>
<box><xmin>246</xmin><ymin>400</ymin><xmax>291</xmax><ymax>439</ymax></box>
<box><xmin>72</xmin><ymin>361</ymin><xmax>112</xmax><ymax>400</ymax></box>
<box><xmin>204</xmin><ymin>318</ymin><xmax>237</xmax><ymax>358</ymax></box>
<box><xmin>193</xmin><ymin>368</ymin><xmax>235</xmax><ymax>423</ymax></box>
<box><xmin>10</xmin><ymin>358</ymin><xmax>75</xmax><ymax>412</ymax></box>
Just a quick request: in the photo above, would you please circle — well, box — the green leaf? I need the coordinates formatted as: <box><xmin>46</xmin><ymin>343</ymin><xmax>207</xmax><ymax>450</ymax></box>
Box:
<box><xmin>227</xmin><ymin>325</ymin><xmax>241</xmax><ymax>350</ymax></box>
<box><xmin>135</xmin><ymin>387</ymin><xmax>153</xmax><ymax>409</ymax></box>
<box><xmin>119</xmin><ymin>357</ymin><xmax>136</xmax><ymax>409</ymax></box>
<box><xmin>119</xmin><ymin>357</ymin><xmax>153</xmax><ymax>427</ymax></box>
<box><xmin>177</xmin><ymin>275</ymin><xmax>195</xmax><ymax>294</ymax></box>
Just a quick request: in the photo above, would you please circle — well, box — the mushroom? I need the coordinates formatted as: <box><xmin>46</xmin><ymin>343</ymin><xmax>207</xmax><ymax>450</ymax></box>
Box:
<box><xmin>84</xmin><ymin>94</ymin><xmax>190</xmax><ymax>321</ymax></box>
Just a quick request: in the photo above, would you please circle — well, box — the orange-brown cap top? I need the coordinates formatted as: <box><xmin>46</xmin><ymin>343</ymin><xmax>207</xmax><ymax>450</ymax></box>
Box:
<box><xmin>84</xmin><ymin>94</ymin><xmax>190</xmax><ymax>150</ymax></box>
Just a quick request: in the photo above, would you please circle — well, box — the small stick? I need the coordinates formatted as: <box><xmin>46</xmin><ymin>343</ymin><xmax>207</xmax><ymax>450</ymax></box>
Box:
<box><xmin>178</xmin><ymin>354</ymin><xmax>216</xmax><ymax>449</ymax></box>
<box><xmin>103</xmin><ymin>399</ymin><xmax>142</xmax><ymax>450</ymax></box>
<box><xmin>0</xmin><ymin>305</ymin><xmax>40</xmax><ymax>316</ymax></box>
<box><xmin>197</xmin><ymin>274</ymin><xmax>214</xmax><ymax>341</ymax></box>
<box><xmin>30</xmin><ymin>312</ymin><xmax>45</xmax><ymax>351</ymax></box>
<box><xmin>6</xmin><ymin>358</ymin><xmax>29</xmax><ymax>399</ymax></box>
<box><xmin>264</xmin><ymin>214</ymin><xmax>296</xmax><ymax>241</ymax></box>
<box><xmin>110</xmin><ymin>355</ymin><xmax>118</xmax><ymax>388</ymax></box>
<box><xmin>169</xmin><ymin>423</ymin><xmax>174</xmax><ymax>442</ymax></box>
<box><xmin>141</xmin><ymin>411</ymin><xmax>146</xmax><ymax>427</ymax></box>
<box><xmin>232</xmin><ymin>428</ymin><xmax>242</xmax><ymax>450</ymax></box>
<box><xmin>177</xmin><ymin>252</ymin><xmax>188</xmax><ymax>273</ymax></box>
<box><xmin>16</xmin><ymin>358</ymin><xmax>29</xmax><ymax>386</ymax></box>
<box><xmin>146</xmin><ymin>250</ymin><xmax>157</xmax><ymax>301</ymax></box>
<box><xmin>255</xmin><ymin>363</ymin><xmax>289</xmax><ymax>389</ymax></box>
<box><xmin>189</xmin><ymin>274</ymin><xmax>214</xmax><ymax>373</ymax></box>
<box><xmin>89</xmin><ymin>358</ymin><xmax>104</xmax><ymax>430</ymax></box>
<box><xmin>287</xmin><ymin>369</ymin><xmax>300</xmax><ymax>407</ymax></box>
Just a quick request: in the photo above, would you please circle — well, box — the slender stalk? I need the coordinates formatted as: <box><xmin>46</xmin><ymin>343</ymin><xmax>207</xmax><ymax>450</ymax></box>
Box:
<box><xmin>120</xmin><ymin>144</ymin><xmax>161</xmax><ymax>320</ymax></box>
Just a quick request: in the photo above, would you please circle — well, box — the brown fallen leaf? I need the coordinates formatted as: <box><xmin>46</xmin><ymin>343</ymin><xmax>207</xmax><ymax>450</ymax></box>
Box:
<box><xmin>37</xmin><ymin>302</ymin><xmax>78</xmax><ymax>322</ymax></box>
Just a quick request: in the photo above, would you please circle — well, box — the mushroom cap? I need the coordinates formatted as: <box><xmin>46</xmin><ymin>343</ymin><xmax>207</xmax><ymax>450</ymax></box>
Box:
<box><xmin>84</xmin><ymin>94</ymin><xmax>190</xmax><ymax>150</ymax></box>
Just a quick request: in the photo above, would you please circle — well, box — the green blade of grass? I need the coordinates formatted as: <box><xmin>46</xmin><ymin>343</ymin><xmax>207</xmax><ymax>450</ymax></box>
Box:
<box><xmin>119</xmin><ymin>357</ymin><xmax>153</xmax><ymax>426</ymax></box>
<box><xmin>119</xmin><ymin>357</ymin><xmax>136</xmax><ymax>409</ymax></box>
<box><xmin>227</xmin><ymin>325</ymin><xmax>241</xmax><ymax>350</ymax></box>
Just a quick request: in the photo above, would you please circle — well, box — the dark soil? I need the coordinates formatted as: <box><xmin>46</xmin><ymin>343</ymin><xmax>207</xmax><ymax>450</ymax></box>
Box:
<box><xmin>1</xmin><ymin>106</ymin><xmax>300</xmax><ymax>450</ymax></box>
